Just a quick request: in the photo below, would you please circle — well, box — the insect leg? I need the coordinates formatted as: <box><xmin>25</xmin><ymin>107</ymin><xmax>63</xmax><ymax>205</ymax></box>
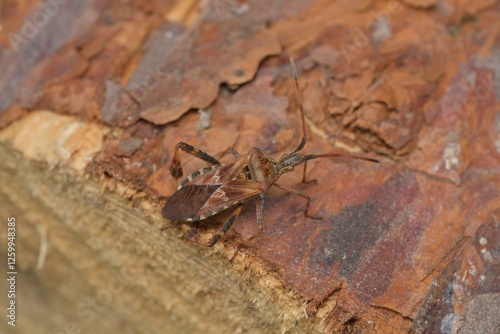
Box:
<box><xmin>255</xmin><ymin>193</ymin><xmax>264</xmax><ymax>231</ymax></box>
<box><xmin>243</xmin><ymin>194</ymin><xmax>265</xmax><ymax>243</ymax></box>
<box><xmin>289</xmin><ymin>57</ymin><xmax>307</xmax><ymax>154</ymax></box>
<box><xmin>208</xmin><ymin>205</ymin><xmax>243</xmax><ymax>247</ymax></box>
<box><xmin>170</xmin><ymin>142</ymin><xmax>220</xmax><ymax>179</ymax></box>
<box><xmin>218</xmin><ymin>146</ymin><xmax>240</xmax><ymax>159</ymax></box>
<box><xmin>300</xmin><ymin>161</ymin><xmax>317</xmax><ymax>184</ymax></box>
<box><xmin>159</xmin><ymin>220</ymin><xmax>182</xmax><ymax>232</ymax></box>
<box><xmin>273</xmin><ymin>182</ymin><xmax>322</xmax><ymax>220</ymax></box>
<box><xmin>301</xmin><ymin>153</ymin><xmax>379</xmax><ymax>184</ymax></box>
<box><xmin>229</xmin><ymin>148</ymin><xmax>240</xmax><ymax>158</ymax></box>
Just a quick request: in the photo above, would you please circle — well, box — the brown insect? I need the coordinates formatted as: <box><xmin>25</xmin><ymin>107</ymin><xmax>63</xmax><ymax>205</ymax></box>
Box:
<box><xmin>162</xmin><ymin>57</ymin><xmax>378</xmax><ymax>246</ymax></box>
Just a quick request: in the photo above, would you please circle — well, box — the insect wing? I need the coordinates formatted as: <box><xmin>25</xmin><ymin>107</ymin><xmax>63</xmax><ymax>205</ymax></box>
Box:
<box><xmin>162</xmin><ymin>184</ymin><xmax>220</xmax><ymax>221</ymax></box>
<box><xmin>188</xmin><ymin>160</ymin><xmax>242</xmax><ymax>186</ymax></box>
<box><xmin>194</xmin><ymin>180</ymin><xmax>261</xmax><ymax>217</ymax></box>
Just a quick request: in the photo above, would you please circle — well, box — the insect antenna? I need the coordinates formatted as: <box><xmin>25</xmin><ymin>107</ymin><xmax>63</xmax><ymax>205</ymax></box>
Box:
<box><xmin>289</xmin><ymin>57</ymin><xmax>307</xmax><ymax>154</ymax></box>
<box><xmin>305</xmin><ymin>153</ymin><xmax>379</xmax><ymax>163</ymax></box>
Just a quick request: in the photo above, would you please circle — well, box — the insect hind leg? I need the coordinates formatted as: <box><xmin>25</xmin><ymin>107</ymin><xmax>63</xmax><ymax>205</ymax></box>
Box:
<box><xmin>207</xmin><ymin>205</ymin><xmax>243</xmax><ymax>247</ymax></box>
<box><xmin>170</xmin><ymin>142</ymin><xmax>220</xmax><ymax>179</ymax></box>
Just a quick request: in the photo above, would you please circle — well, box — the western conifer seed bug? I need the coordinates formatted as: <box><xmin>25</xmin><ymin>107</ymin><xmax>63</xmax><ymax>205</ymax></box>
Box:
<box><xmin>162</xmin><ymin>57</ymin><xmax>378</xmax><ymax>246</ymax></box>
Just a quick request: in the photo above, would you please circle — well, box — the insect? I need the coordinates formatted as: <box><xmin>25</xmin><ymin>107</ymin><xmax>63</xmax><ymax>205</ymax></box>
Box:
<box><xmin>162</xmin><ymin>57</ymin><xmax>378</xmax><ymax>246</ymax></box>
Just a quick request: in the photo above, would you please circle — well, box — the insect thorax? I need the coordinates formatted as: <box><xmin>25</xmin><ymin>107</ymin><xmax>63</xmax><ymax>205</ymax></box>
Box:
<box><xmin>247</xmin><ymin>148</ymin><xmax>280</xmax><ymax>190</ymax></box>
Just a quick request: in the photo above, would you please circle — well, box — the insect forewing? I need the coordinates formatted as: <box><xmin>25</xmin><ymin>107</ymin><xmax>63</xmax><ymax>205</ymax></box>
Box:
<box><xmin>193</xmin><ymin>180</ymin><xmax>261</xmax><ymax>218</ymax></box>
<box><xmin>162</xmin><ymin>184</ymin><xmax>220</xmax><ymax>220</ymax></box>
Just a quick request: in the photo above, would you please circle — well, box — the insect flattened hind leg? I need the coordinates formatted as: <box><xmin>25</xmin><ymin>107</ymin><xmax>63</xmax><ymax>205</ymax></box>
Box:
<box><xmin>170</xmin><ymin>142</ymin><xmax>221</xmax><ymax>179</ymax></box>
<box><xmin>207</xmin><ymin>205</ymin><xmax>243</xmax><ymax>247</ymax></box>
<box><xmin>170</xmin><ymin>150</ymin><xmax>183</xmax><ymax>179</ymax></box>
<box><xmin>273</xmin><ymin>182</ymin><xmax>323</xmax><ymax>220</ymax></box>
